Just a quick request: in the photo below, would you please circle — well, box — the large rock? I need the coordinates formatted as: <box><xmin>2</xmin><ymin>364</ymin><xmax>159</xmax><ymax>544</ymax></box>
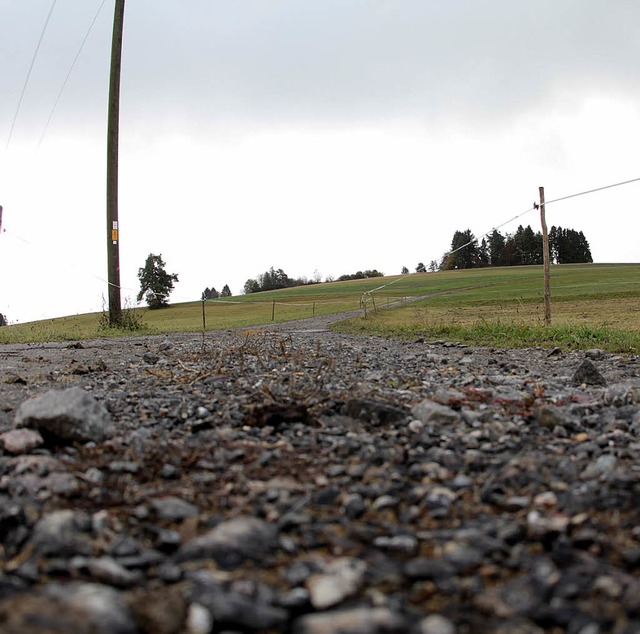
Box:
<box><xmin>14</xmin><ymin>387</ymin><xmax>115</xmax><ymax>443</ymax></box>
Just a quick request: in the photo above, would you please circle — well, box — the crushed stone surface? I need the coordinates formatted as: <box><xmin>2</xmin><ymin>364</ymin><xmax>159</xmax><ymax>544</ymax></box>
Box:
<box><xmin>0</xmin><ymin>314</ymin><xmax>639</xmax><ymax>633</ymax></box>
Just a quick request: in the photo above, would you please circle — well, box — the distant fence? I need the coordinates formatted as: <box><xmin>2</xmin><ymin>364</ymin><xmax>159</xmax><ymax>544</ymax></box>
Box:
<box><xmin>199</xmin><ymin>294</ymin><xmax>412</xmax><ymax>330</ymax></box>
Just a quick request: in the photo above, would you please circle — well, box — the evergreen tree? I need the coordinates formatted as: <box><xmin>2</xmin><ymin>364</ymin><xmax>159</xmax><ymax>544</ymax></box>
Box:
<box><xmin>478</xmin><ymin>238</ymin><xmax>489</xmax><ymax>267</ymax></box>
<box><xmin>202</xmin><ymin>287</ymin><xmax>219</xmax><ymax>300</ymax></box>
<box><xmin>549</xmin><ymin>226</ymin><xmax>592</xmax><ymax>264</ymax></box>
<box><xmin>511</xmin><ymin>225</ymin><xmax>526</xmax><ymax>265</ymax></box>
<box><xmin>137</xmin><ymin>254</ymin><xmax>179</xmax><ymax>309</ymax></box>
<box><xmin>415</xmin><ymin>262</ymin><xmax>427</xmax><ymax>273</ymax></box>
<box><xmin>440</xmin><ymin>224</ymin><xmax>591</xmax><ymax>269</ymax></box>
<box><xmin>0</xmin><ymin>313</ymin><xmax>6</xmax><ymax>327</ymax></box>
<box><xmin>531</xmin><ymin>229</ymin><xmax>544</xmax><ymax>264</ymax></box>
<box><xmin>575</xmin><ymin>231</ymin><xmax>593</xmax><ymax>263</ymax></box>
<box><xmin>488</xmin><ymin>229</ymin><xmax>506</xmax><ymax>266</ymax></box>
<box><xmin>401</xmin><ymin>266</ymin><xmax>409</xmax><ymax>275</ymax></box>
<box><xmin>503</xmin><ymin>234</ymin><xmax>517</xmax><ymax>266</ymax></box>
<box><xmin>521</xmin><ymin>226</ymin><xmax>536</xmax><ymax>264</ymax></box>
<box><xmin>448</xmin><ymin>229</ymin><xmax>478</xmax><ymax>269</ymax></box>
<box><xmin>221</xmin><ymin>284</ymin><xmax>232</xmax><ymax>297</ymax></box>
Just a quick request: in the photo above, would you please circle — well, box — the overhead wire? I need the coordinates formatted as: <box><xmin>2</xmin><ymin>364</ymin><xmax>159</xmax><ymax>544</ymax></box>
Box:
<box><xmin>3</xmin><ymin>5</ymin><xmax>640</xmax><ymax>320</ymax></box>
<box><xmin>145</xmin><ymin>175</ymin><xmax>640</xmax><ymax>305</ymax></box>
<box><xmin>4</xmin><ymin>171</ymin><xmax>639</xmax><ymax>311</ymax></box>
<box><xmin>37</xmin><ymin>0</ymin><xmax>110</xmax><ymax>150</ymax></box>
<box><xmin>5</xmin><ymin>0</ymin><xmax>59</xmax><ymax>151</ymax></box>
<box><xmin>441</xmin><ymin>205</ymin><xmax>536</xmax><ymax>262</ymax></box>
<box><xmin>0</xmin><ymin>226</ymin><xmax>132</xmax><ymax>295</ymax></box>
<box><xmin>544</xmin><ymin>176</ymin><xmax>640</xmax><ymax>207</ymax></box>
<box><xmin>439</xmin><ymin>175</ymin><xmax>640</xmax><ymax>264</ymax></box>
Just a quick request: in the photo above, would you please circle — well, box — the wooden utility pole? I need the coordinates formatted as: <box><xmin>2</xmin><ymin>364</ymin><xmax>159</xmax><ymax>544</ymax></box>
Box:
<box><xmin>106</xmin><ymin>0</ymin><xmax>126</xmax><ymax>326</ymax></box>
<box><xmin>539</xmin><ymin>186</ymin><xmax>551</xmax><ymax>325</ymax></box>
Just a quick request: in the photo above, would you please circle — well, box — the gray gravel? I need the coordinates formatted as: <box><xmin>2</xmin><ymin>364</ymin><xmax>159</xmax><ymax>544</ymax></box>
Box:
<box><xmin>0</xmin><ymin>316</ymin><xmax>639</xmax><ymax>633</ymax></box>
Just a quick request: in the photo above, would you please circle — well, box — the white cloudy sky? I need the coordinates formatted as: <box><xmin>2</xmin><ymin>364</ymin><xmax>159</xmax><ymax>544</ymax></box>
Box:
<box><xmin>1</xmin><ymin>1</ymin><xmax>639</xmax><ymax>323</ymax></box>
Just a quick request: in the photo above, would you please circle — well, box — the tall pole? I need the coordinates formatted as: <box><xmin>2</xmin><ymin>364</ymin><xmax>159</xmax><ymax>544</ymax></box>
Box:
<box><xmin>539</xmin><ymin>186</ymin><xmax>551</xmax><ymax>326</ymax></box>
<box><xmin>106</xmin><ymin>0</ymin><xmax>125</xmax><ymax>326</ymax></box>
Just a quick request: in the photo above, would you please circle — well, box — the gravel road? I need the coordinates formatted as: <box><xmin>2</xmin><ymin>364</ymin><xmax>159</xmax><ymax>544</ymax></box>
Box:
<box><xmin>1</xmin><ymin>315</ymin><xmax>639</xmax><ymax>633</ymax></box>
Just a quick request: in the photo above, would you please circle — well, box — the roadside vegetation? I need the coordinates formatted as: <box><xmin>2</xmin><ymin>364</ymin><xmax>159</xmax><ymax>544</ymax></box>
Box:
<box><xmin>335</xmin><ymin>312</ymin><xmax>640</xmax><ymax>353</ymax></box>
<box><xmin>1</xmin><ymin>263</ymin><xmax>639</xmax><ymax>352</ymax></box>
<box><xmin>334</xmin><ymin>264</ymin><xmax>640</xmax><ymax>353</ymax></box>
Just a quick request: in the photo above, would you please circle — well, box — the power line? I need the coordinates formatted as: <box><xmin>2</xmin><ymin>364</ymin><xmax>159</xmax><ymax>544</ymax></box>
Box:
<box><xmin>442</xmin><ymin>206</ymin><xmax>536</xmax><ymax>262</ymax></box>
<box><xmin>544</xmin><ymin>176</ymin><xmax>640</xmax><ymax>207</ymax></box>
<box><xmin>37</xmin><ymin>0</ymin><xmax>109</xmax><ymax>150</ymax></box>
<box><xmin>5</xmin><ymin>0</ymin><xmax>59</xmax><ymax>151</ymax></box>
<box><xmin>441</xmin><ymin>175</ymin><xmax>640</xmax><ymax>263</ymax></box>
<box><xmin>3</xmin><ymin>170</ymin><xmax>638</xmax><ymax>310</ymax></box>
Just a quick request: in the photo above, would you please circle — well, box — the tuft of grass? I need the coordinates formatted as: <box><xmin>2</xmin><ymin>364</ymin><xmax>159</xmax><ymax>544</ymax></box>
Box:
<box><xmin>98</xmin><ymin>299</ymin><xmax>148</xmax><ymax>334</ymax></box>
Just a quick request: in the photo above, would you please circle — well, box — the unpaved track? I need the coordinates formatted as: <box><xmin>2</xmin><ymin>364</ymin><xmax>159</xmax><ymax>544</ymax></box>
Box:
<box><xmin>1</xmin><ymin>315</ymin><xmax>640</xmax><ymax>633</ymax></box>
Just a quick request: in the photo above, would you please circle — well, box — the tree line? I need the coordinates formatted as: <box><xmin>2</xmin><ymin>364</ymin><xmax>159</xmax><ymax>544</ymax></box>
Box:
<box><xmin>135</xmin><ymin>224</ymin><xmax>593</xmax><ymax>312</ymax></box>
<box><xmin>243</xmin><ymin>267</ymin><xmax>325</xmax><ymax>294</ymax></box>
<box><xmin>337</xmin><ymin>269</ymin><xmax>384</xmax><ymax>281</ymax></box>
<box><xmin>202</xmin><ymin>285</ymin><xmax>232</xmax><ymax>300</ymax></box>
<box><xmin>438</xmin><ymin>225</ymin><xmax>593</xmax><ymax>270</ymax></box>
<box><xmin>243</xmin><ymin>267</ymin><xmax>387</xmax><ymax>294</ymax></box>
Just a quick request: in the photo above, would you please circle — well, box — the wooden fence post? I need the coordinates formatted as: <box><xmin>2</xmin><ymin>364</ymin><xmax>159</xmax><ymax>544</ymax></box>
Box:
<box><xmin>539</xmin><ymin>186</ymin><xmax>552</xmax><ymax>326</ymax></box>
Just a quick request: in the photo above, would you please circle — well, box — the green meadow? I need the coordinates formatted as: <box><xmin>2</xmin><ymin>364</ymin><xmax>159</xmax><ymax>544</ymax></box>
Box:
<box><xmin>2</xmin><ymin>263</ymin><xmax>639</xmax><ymax>352</ymax></box>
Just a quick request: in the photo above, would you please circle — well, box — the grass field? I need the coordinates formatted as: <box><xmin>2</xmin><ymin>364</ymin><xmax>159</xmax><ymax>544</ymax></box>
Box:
<box><xmin>2</xmin><ymin>263</ymin><xmax>639</xmax><ymax>351</ymax></box>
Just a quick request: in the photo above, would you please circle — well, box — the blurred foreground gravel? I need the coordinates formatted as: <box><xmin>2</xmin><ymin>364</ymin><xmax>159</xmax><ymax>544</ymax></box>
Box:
<box><xmin>1</xmin><ymin>317</ymin><xmax>639</xmax><ymax>633</ymax></box>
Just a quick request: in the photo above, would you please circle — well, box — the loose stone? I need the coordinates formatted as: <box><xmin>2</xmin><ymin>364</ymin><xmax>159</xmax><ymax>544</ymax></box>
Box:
<box><xmin>176</xmin><ymin>516</ymin><xmax>278</xmax><ymax>568</ymax></box>
<box><xmin>0</xmin><ymin>428</ymin><xmax>44</xmax><ymax>454</ymax></box>
<box><xmin>293</xmin><ymin>606</ymin><xmax>407</xmax><ymax>634</ymax></box>
<box><xmin>572</xmin><ymin>359</ymin><xmax>607</xmax><ymax>386</ymax></box>
<box><xmin>306</xmin><ymin>557</ymin><xmax>367</xmax><ymax>609</ymax></box>
<box><xmin>1</xmin><ymin>325</ymin><xmax>639</xmax><ymax>633</ymax></box>
<box><xmin>14</xmin><ymin>386</ymin><xmax>115</xmax><ymax>443</ymax></box>
<box><xmin>411</xmin><ymin>400</ymin><xmax>462</xmax><ymax>425</ymax></box>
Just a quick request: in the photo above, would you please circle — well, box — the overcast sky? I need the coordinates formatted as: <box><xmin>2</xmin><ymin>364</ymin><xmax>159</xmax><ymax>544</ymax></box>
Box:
<box><xmin>1</xmin><ymin>1</ymin><xmax>639</xmax><ymax>323</ymax></box>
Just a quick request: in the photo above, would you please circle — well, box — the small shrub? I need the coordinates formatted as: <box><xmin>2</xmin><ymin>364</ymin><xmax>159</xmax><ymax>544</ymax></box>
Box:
<box><xmin>98</xmin><ymin>298</ymin><xmax>145</xmax><ymax>332</ymax></box>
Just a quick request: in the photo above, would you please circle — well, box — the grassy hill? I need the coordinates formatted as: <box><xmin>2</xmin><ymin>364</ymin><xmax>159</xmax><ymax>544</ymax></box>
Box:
<box><xmin>2</xmin><ymin>263</ymin><xmax>639</xmax><ymax>351</ymax></box>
